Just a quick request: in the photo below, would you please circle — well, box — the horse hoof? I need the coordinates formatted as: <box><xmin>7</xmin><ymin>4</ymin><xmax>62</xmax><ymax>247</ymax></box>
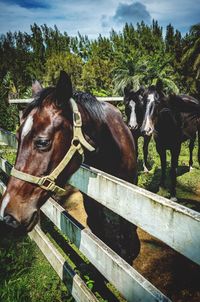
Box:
<box><xmin>170</xmin><ymin>196</ymin><xmax>178</xmax><ymax>202</ymax></box>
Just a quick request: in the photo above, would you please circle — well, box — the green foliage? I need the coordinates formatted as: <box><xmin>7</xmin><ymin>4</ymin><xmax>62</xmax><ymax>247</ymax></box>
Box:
<box><xmin>0</xmin><ymin>72</ymin><xmax>19</xmax><ymax>131</ymax></box>
<box><xmin>0</xmin><ymin>21</ymin><xmax>200</xmax><ymax>126</ymax></box>
<box><xmin>0</xmin><ymin>235</ymin><xmax>70</xmax><ymax>302</ymax></box>
<box><xmin>43</xmin><ymin>51</ymin><xmax>83</xmax><ymax>89</ymax></box>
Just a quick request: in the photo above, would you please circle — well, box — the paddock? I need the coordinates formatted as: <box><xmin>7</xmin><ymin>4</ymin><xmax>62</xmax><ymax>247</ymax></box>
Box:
<box><xmin>0</xmin><ymin>127</ymin><xmax>200</xmax><ymax>301</ymax></box>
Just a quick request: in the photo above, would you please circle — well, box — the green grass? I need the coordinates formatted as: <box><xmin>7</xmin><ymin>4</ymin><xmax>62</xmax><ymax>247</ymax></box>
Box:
<box><xmin>137</xmin><ymin>137</ymin><xmax>200</xmax><ymax>211</ymax></box>
<box><xmin>0</xmin><ymin>234</ymin><xmax>70</xmax><ymax>302</ymax></box>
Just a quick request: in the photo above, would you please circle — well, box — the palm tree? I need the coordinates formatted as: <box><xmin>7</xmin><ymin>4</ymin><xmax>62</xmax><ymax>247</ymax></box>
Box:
<box><xmin>182</xmin><ymin>23</ymin><xmax>200</xmax><ymax>94</ymax></box>
<box><xmin>112</xmin><ymin>51</ymin><xmax>147</xmax><ymax>95</ymax></box>
<box><xmin>144</xmin><ymin>53</ymin><xmax>179</xmax><ymax>94</ymax></box>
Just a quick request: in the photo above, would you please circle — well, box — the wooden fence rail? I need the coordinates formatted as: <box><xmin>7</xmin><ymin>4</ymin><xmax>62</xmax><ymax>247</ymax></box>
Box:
<box><xmin>0</xmin><ymin>128</ymin><xmax>200</xmax><ymax>301</ymax></box>
<box><xmin>0</xmin><ymin>156</ymin><xmax>170</xmax><ymax>302</ymax></box>
<box><xmin>8</xmin><ymin>97</ymin><xmax>124</xmax><ymax>104</ymax></box>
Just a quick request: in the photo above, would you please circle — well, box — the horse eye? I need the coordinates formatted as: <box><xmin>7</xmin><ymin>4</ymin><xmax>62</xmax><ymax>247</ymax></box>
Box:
<box><xmin>34</xmin><ymin>138</ymin><xmax>51</xmax><ymax>150</ymax></box>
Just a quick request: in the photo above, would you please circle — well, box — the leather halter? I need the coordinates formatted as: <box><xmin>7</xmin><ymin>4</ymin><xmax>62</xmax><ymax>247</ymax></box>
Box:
<box><xmin>11</xmin><ymin>98</ymin><xmax>95</xmax><ymax>196</ymax></box>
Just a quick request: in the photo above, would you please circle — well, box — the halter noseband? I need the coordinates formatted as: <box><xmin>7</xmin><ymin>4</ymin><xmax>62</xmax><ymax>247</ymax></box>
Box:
<box><xmin>11</xmin><ymin>98</ymin><xmax>95</xmax><ymax>196</ymax></box>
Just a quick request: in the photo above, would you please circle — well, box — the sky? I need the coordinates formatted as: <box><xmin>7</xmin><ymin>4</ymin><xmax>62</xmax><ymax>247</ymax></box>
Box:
<box><xmin>0</xmin><ymin>0</ymin><xmax>199</xmax><ymax>38</ymax></box>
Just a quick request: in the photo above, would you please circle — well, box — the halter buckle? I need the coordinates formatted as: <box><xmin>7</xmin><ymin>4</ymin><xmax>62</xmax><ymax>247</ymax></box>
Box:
<box><xmin>40</xmin><ymin>177</ymin><xmax>55</xmax><ymax>191</ymax></box>
<box><xmin>39</xmin><ymin>177</ymin><xmax>66</xmax><ymax>195</ymax></box>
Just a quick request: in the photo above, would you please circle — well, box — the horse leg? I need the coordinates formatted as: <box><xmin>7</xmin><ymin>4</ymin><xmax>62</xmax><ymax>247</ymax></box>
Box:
<box><xmin>189</xmin><ymin>134</ymin><xmax>196</xmax><ymax>171</ymax></box>
<box><xmin>83</xmin><ymin>195</ymin><xmax>140</xmax><ymax>264</ymax></box>
<box><xmin>170</xmin><ymin>146</ymin><xmax>181</xmax><ymax>201</ymax></box>
<box><xmin>156</xmin><ymin>144</ymin><xmax>166</xmax><ymax>188</ymax></box>
<box><xmin>143</xmin><ymin>135</ymin><xmax>150</xmax><ymax>172</ymax></box>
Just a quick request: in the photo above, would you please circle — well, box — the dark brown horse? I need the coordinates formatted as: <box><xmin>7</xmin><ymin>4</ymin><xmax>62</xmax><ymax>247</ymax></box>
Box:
<box><xmin>124</xmin><ymin>86</ymin><xmax>151</xmax><ymax>172</ymax></box>
<box><xmin>0</xmin><ymin>71</ymin><xmax>139</xmax><ymax>264</ymax></box>
<box><xmin>141</xmin><ymin>85</ymin><xmax>200</xmax><ymax>200</ymax></box>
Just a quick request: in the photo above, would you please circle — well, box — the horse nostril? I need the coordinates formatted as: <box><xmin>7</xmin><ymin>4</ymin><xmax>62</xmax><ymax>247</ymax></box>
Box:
<box><xmin>4</xmin><ymin>214</ymin><xmax>20</xmax><ymax>229</ymax></box>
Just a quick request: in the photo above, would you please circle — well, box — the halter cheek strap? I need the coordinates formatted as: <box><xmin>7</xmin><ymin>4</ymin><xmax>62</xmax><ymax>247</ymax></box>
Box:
<box><xmin>11</xmin><ymin>98</ymin><xmax>95</xmax><ymax>196</ymax></box>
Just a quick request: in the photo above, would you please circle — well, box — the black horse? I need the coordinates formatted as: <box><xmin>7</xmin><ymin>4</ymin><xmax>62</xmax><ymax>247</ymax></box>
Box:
<box><xmin>141</xmin><ymin>85</ymin><xmax>200</xmax><ymax>200</ymax></box>
<box><xmin>124</xmin><ymin>86</ymin><xmax>151</xmax><ymax>172</ymax></box>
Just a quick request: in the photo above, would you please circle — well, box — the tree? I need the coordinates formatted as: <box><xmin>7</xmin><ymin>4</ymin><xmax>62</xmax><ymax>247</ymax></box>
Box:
<box><xmin>181</xmin><ymin>24</ymin><xmax>200</xmax><ymax>95</ymax></box>
<box><xmin>112</xmin><ymin>50</ymin><xmax>147</xmax><ymax>95</ymax></box>
<box><xmin>43</xmin><ymin>51</ymin><xmax>83</xmax><ymax>89</ymax></box>
<box><xmin>0</xmin><ymin>72</ymin><xmax>19</xmax><ymax>131</ymax></box>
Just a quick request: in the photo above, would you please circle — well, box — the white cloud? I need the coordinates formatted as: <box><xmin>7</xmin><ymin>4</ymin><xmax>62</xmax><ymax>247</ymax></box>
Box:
<box><xmin>0</xmin><ymin>0</ymin><xmax>199</xmax><ymax>37</ymax></box>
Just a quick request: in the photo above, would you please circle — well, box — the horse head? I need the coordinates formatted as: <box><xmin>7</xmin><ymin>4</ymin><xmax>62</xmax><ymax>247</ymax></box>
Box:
<box><xmin>0</xmin><ymin>71</ymin><xmax>94</xmax><ymax>233</ymax></box>
<box><xmin>141</xmin><ymin>85</ymin><xmax>165</xmax><ymax>136</ymax></box>
<box><xmin>124</xmin><ymin>86</ymin><xmax>145</xmax><ymax>131</ymax></box>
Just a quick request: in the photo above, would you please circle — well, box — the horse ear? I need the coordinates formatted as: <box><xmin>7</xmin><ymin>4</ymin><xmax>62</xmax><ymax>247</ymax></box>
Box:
<box><xmin>156</xmin><ymin>79</ymin><xmax>163</xmax><ymax>92</ymax></box>
<box><xmin>32</xmin><ymin>80</ymin><xmax>43</xmax><ymax>97</ymax></box>
<box><xmin>124</xmin><ymin>85</ymin><xmax>131</xmax><ymax>96</ymax></box>
<box><xmin>138</xmin><ymin>86</ymin><xmax>145</xmax><ymax>96</ymax></box>
<box><xmin>55</xmin><ymin>71</ymin><xmax>73</xmax><ymax>105</ymax></box>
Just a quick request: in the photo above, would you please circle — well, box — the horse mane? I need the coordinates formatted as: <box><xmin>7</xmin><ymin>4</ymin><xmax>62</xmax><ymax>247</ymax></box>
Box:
<box><xmin>73</xmin><ymin>91</ymin><xmax>106</xmax><ymax>123</ymax></box>
<box><xmin>22</xmin><ymin>88</ymin><xmax>106</xmax><ymax>123</ymax></box>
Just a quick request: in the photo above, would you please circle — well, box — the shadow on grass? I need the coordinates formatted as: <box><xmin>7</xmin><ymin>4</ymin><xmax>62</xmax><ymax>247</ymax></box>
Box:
<box><xmin>177</xmin><ymin>165</ymin><xmax>190</xmax><ymax>176</ymax></box>
<box><xmin>177</xmin><ymin>198</ymin><xmax>200</xmax><ymax>212</ymax></box>
<box><xmin>136</xmin><ymin>239</ymin><xmax>200</xmax><ymax>302</ymax></box>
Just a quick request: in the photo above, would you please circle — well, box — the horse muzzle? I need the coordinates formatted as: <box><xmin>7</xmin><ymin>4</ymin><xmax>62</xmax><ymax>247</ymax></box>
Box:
<box><xmin>1</xmin><ymin>210</ymin><xmax>39</xmax><ymax>233</ymax></box>
<box><xmin>141</xmin><ymin>128</ymin><xmax>153</xmax><ymax>136</ymax></box>
<box><xmin>128</xmin><ymin>124</ymin><xmax>139</xmax><ymax>131</ymax></box>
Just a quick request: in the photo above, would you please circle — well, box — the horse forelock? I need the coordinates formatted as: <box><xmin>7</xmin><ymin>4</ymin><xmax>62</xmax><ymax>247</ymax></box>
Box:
<box><xmin>22</xmin><ymin>87</ymin><xmax>55</xmax><ymax>119</ymax></box>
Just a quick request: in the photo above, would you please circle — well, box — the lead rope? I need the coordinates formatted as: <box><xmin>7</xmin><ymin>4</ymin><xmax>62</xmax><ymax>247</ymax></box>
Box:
<box><xmin>11</xmin><ymin>98</ymin><xmax>95</xmax><ymax>196</ymax></box>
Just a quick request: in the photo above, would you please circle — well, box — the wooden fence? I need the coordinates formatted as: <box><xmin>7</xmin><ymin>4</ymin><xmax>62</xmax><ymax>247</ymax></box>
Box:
<box><xmin>8</xmin><ymin>97</ymin><xmax>123</xmax><ymax>104</ymax></box>
<box><xmin>0</xmin><ymin>128</ymin><xmax>200</xmax><ymax>302</ymax></box>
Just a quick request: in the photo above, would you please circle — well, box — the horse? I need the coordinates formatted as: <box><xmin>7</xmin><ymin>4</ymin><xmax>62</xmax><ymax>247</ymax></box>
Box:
<box><xmin>124</xmin><ymin>86</ymin><xmax>151</xmax><ymax>172</ymax></box>
<box><xmin>0</xmin><ymin>71</ymin><xmax>140</xmax><ymax>264</ymax></box>
<box><xmin>141</xmin><ymin>85</ymin><xmax>200</xmax><ymax>200</ymax></box>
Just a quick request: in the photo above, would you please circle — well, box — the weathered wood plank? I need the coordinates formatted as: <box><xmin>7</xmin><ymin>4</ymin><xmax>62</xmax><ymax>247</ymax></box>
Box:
<box><xmin>0</xmin><ymin>149</ymin><xmax>199</xmax><ymax>266</ymax></box>
<box><xmin>42</xmin><ymin>198</ymin><xmax>170</xmax><ymax>302</ymax></box>
<box><xmin>0</xmin><ymin>129</ymin><xmax>200</xmax><ymax>265</ymax></box>
<box><xmin>68</xmin><ymin>165</ymin><xmax>200</xmax><ymax>265</ymax></box>
<box><xmin>0</xmin><ymin>169</ymin><xmax>171</xmax><ymax>301</ymax></box>
<box><xmin>8</xmin><ymin>97</ymin><xmax>123</xmax><ymax>104</ymax></box>
<box><xmin>0</xmin><ymin>128</ymin><xmax>17</xmax><ymax>149</ymax></box>
<box><xmin>29</xmin><ymin>225</ymin><xmax>98</xmax><ymax>302</ymax></box>
<box><xmin>0</xmin><ymin>179</ymin><xmax>6</xmax><ymax>194</ymax></box>
<box><xmin>0</xmin><ymin>178</ymin><xmax>170</xmax><ymax>301</ymax></box>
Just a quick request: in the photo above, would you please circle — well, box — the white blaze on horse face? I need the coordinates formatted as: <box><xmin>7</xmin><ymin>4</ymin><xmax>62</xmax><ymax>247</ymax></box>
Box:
<box><xmin>0</xmin><ymin>193</ymin><xmax>10</xmax><ymax>217</ymax></box>
<box><xmin>143</xmin><ymin>94</ymin><xmax>155</xmax><ymax>135</ymax></box>
<box><xmin>21</xmin><ymin>115</ymin><xmax>33</xmax><ymax>139</ymax></box>
<box><xmin>129</xmin><ymin>100</ymin><xmax>137</xmax><ymax>129</ymax></box>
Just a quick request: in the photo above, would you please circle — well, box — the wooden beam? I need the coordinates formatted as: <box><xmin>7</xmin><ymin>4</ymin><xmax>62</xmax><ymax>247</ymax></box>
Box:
<box><xmin>0</xmin><ymin>163</ymin><xmax>171</xmax><ymax>301</ymax></box>
<box><xmin>0</xmin><ymin>180</ymin><xmax>98</xmax><ymax>302</ymax></box>
<box><xmin>29</xmin><ymin>225</ymin><xmax>98</xmax><ymax>302</ymax></box>
<box><xmin>8</xmin><ymin>97</ymin><xmax>123</xmax><ymax>104</ymax></box>
<box><xmin>0</xmin><ymin>129</ymin><xmax>200</xmax><ymax>265</ymax></box>
<box><xmin>68</xmin><ymin>165</ymin><xmax>200</xmax><ymax>265</ymax></box>
<box><xmin>0</xmin><ymin>128</ymin><xmax>17</xmax><ymax>149</ymax></box>
<box><xmin>42</xmin><ymin>198</ymin><xmax>171</xmax><ymax>302</ymax></box>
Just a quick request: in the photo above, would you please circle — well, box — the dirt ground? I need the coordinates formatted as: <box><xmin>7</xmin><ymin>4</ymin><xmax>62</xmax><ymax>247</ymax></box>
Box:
<box><xmin>64</xmin><ymin>187</ymin><xmax>200</xmax><ymax>302</ymax></box>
